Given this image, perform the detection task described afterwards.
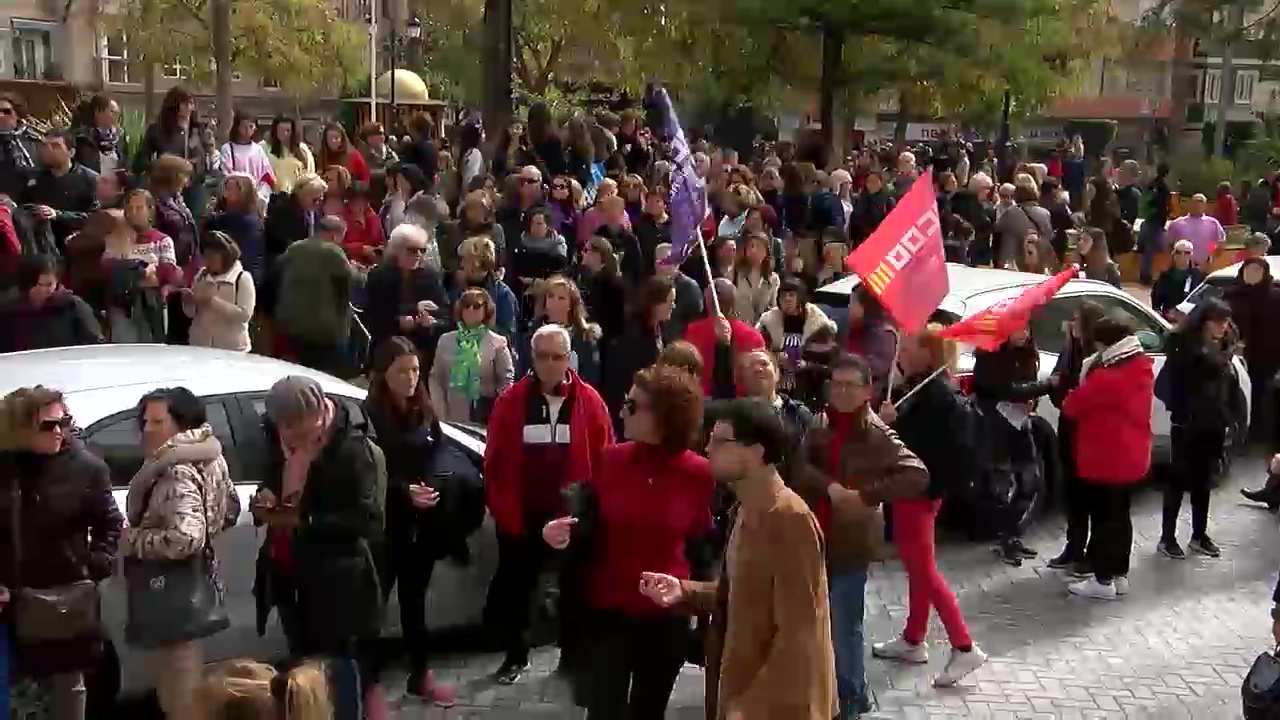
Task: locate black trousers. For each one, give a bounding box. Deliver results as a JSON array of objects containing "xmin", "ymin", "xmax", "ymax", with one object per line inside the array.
[
  {"xmin": 484, "ymin": 527, "xmax": 556, "ymax": 665},
  {"xmin": 1084, "ymin": 481, "xmax": 1132, "ymax": 581},
  {"xmin": 1060, "ymin": 421, "xmax": 1091, "ymax": 559},
  {"xmin": 381, "ymin": 533, "xmax": 439, "ymax": 676},
  {"xmin": 581, "ymin": 610, "xmax": 690, "ymax": 720},
  {"xmin": 1161, "ymin": 424, "xmax": 1222, "ymax": 542}
]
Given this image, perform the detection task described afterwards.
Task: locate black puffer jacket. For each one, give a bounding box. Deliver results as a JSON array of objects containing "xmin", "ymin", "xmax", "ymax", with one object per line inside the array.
[
  {"xmin": 0, "ymin": 289, "xmax": 104, "ymax": 353},
  {"xmin": 890, "ymin": 372, "xmax": 983, "ymax": 499},
  {"xmin": 1225, "ymin": 260, "xmax": 1280, "ymax": 380},
  {"xmin": 363, "ymin": 260, "xmax": 451, "ymax": 362},
  {"xmin": 1163, "ymin": 330, "xmax": 1236, "ymax": 436},
  {"xmin": 0, "ymin": 441, "xmax": 123, "ymax": 676}
]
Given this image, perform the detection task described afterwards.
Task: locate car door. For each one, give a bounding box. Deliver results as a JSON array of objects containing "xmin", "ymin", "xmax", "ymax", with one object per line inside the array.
[{"xmin": 81, "ymin": 397, "xmax": 283, "ymax": 694}]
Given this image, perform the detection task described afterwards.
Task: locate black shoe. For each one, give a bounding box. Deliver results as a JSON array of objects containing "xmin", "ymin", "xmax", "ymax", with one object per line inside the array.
[
  {"xmin": 997, "ymin": 541, "xmax": 1023, "ymax": 567},
  {"xmin": 1190, "ymin": 535, "xmax": 1221, "ymax": 558},
  {"xmin": 1070, "ymin": 561, "xmax": 1093, "ymax": 578},
  {"xmin": 1158, "ymin": 539, "xmax": 1186, "ymax": 560},
  {"xmin": 1011, "ymin": 539, "xmax": 1038, "ymax": 558},
  {"xmin": 1047, "ymin": 550, "xmax": 1079, "ymax": 569},
  {"xmin": 1240, "ymin": 487, "xmax": 1280, "ymax": 511},
  {"xmin": 494, "ymin": 658, "xmax": 528, "ymax": 685}
]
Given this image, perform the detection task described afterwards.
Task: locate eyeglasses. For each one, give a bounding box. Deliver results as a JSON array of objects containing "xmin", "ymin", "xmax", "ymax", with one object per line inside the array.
[
  {"xmin": 405, "ymin": 246, "xmax": 427, "ymax": 255},
  {"xmin": 461, "ymin": 301, "xmax": 485, "ymax": 310},
  {"xmin": 1173, "ymin": 249, "xmax": 1191, "ymax": 256},
  {"xmin": 552, "ymin": 184, "xmax": 568, "ymax": 191},
  {"xmin": 38, "ymin": 416, "xmax": 72, "ymax": 433},
  {"xmin": 521, "ymin": 177, "xmax": 539, "ymax": 185},
  {"xmin": 534, "ymin": 350, "xmax": 569, "ymax": 362},
  {"xmin": 622, "ymin": 397, "xmax": 640, "ymax": 415},
  {"xmin": 0, "ymin": 107, "xmax": 14, "ymax": 116}
]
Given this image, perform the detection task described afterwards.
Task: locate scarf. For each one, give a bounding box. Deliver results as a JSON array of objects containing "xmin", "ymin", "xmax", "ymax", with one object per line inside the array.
[
  {"xmin": 91, "ymin": 125, "xmax": 121, "ymax": 156},
  {"xmin": 0, "ymin": 127, "xmax": 34, "ymax": 170},
  {"xmin": 1079, "ymin": 334, "xmax": 1143, "ymax": 381},
  {"xmin": 449, "ymin": 326, "xmax": 485, "ymax": 403}
]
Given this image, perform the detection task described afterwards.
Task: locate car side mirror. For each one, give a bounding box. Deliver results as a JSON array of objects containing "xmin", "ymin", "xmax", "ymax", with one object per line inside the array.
[{"xmin": 1134, "ymin": 330, "xmax": 1162, "ymax": 352}]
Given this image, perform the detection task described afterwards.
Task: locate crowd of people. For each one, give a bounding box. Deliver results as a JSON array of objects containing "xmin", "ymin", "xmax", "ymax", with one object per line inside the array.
[{"xmin": 0, "ymin": 82, "xmax": 1275, "ymax": 720}]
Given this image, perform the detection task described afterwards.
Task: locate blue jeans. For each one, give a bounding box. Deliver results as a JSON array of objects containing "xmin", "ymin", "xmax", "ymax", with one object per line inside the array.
[
  {"xmin": 829, "ymin": 569, "xmax": 869, "ymax": 718},
  {"xmin": 1138, "ymin": 220, "xmax": 1166, "ymax": 283}
]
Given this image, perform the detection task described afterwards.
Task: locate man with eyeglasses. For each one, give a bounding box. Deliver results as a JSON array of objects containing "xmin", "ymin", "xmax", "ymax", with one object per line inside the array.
[
  {"xmin": 639, "ymin": 397, "xmax": 836, "ymax": 719},
  {"xmin": 482, "ymin": 323, "xmax": 613, "ymax": 685},
  {"xmin": 0, "ymin": 93, "xmax": 41, "ymax": 200}
]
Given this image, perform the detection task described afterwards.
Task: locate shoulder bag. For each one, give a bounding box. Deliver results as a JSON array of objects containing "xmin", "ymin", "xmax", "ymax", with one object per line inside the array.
[
  {"xmin": 123, "ymin": 470, "xmax": 231, "ymax": 649},
  {"xmin": 8, "ymin": 483, "xmax": 102, "ymax": 644}
]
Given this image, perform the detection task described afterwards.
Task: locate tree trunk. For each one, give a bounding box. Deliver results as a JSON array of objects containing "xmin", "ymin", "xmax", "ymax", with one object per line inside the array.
[
  {"xmin": 1213, "ymin": 3, "xmax": 1244, "ymax": 158},
  {"xmin": 894, "ymin": 91, "xmax": 910, "ymax": 145},
  {"xmin": 819, "ymin": 24, "xmax": 843, "ymax": 161},
  {"xmin": 1165, "ymin": 17, "xmax": 1197, "ymax": 158},
  {"xmin": 211, "ymin": 0, "xmax": 233, "ymax": 143},
  {"xmin": 482, "ymin": 0, "xmax": 513, "ymax": 137}
]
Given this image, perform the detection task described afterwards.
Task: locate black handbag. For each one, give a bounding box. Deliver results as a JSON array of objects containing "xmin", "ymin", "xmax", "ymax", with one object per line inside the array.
[
  {"xmin": 1243, "ymin": 647, "xmax": 1280, "ymax": 719},
  {"xmin": 8, "ymin": 484, "xmax": 102, "ymax": 644},
  {"xmin": 123, "ymin": 473, "xmax": 231, "ymax": 649}
]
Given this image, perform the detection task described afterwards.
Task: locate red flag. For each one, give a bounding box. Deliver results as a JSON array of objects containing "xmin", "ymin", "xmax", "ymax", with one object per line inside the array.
[
  {"xmin": 939, "ymin": 266, "xmax": 1080, "ymax": 351},
  {"xmin": 844, "ymin": 171, "xmax": 948, "ymax": 334}
]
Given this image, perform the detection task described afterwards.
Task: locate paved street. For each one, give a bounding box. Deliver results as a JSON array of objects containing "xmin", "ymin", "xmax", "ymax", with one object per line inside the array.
[{"xmin": 385, "ymin": 452, "xmax": 1279, "ymax": 719}]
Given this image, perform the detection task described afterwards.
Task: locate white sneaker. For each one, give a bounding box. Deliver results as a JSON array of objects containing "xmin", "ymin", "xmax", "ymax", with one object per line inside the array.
[
  {"xmin": 871, "ymin": 635, "xmax": 929, "ymax": 664},
  {"xmin": 1068, "ymin": 577, "xmax": 1117, "ymax": 600},
  {"xmin": 1113, "ymin": 576, "xmax": 1129, "ymax": 596},
  {"xmin": 933, "ymin": 645, "xmax": 988, "ymax": 687}
]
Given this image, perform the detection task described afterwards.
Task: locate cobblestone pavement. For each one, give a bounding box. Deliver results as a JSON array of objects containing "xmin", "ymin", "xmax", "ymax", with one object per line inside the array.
[{"xmin": 386, "ymin": 453, "xmax": 1280, "ymax": 719}]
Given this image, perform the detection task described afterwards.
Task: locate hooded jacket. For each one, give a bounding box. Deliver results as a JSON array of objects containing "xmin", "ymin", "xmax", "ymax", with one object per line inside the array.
[
  {"xmin": 1063, "ymin": 336, "xmax": 1154, "ymax": 483},
  {"xmin": 124, "ymin": 425, "xmax": 236, "ymax": 560},
  {"xmin": 1225, "ymin": 259, "xmax": 1280, "ymax": 378},
  {"xmin": 0, "ymin": 288, "xmax": 103, "ymax": 353}
]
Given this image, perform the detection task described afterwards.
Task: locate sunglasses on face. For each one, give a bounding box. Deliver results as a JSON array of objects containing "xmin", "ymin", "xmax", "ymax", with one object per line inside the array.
[
  {"xmin": 534, "ymin": 350, "xmax": 569, "ymax": 362},
  {"xmin": 405, "ymin": 245, "xmax": 427, "ymax": 255},
  {"xmin": 0, "ymin": 107, "xmax": 13, "ymax": 116},
  {"xmin": 38, "ymin": 416, "xmax": 72, "ymax": 433},
  {"xmin": 461, "ymin": 301, "xmax": 485, "ymax": 310},
  {"xmin": 1173, "ymin": 249, "xmax": 1191, "ymax": 256},
  {"xmin": 552, "ymin": 184, "xmax": 568, "ymax": 191}
]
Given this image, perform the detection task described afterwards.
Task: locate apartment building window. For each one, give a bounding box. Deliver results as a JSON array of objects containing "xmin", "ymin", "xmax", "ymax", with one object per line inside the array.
[
  {"xmin": 99, "ymin": 31, "xmax": 131, "ymax": 84},
  {"xmin": 162, "ymin": 58, "xmax": 189, "ymax": 80},
  {"xmin": 1236, "ymin": 69, "xmax": 1258, "ymax": 105},
  {"xmin": 12, "ymin": 23, "xmax": 55, "ymax": 81}
]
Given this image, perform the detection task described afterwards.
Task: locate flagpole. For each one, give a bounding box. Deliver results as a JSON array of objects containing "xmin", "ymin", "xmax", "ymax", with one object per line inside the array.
[
  {"xmin": 892, "ymin": 363, "xmax": 949, "ymax": 409},
  {"xmin": 698, "ymin": 235, "xmax": 723, "ymax": 317},
  {"xmin": 884, "ymin": 328, "xmax": 903, "ymax": 400}
]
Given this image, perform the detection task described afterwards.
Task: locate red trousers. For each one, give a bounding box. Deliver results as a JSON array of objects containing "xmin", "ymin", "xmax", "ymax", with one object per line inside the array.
[{"xmin": 893, "ymin": 497, "xmax": 972, "ymax": 648}]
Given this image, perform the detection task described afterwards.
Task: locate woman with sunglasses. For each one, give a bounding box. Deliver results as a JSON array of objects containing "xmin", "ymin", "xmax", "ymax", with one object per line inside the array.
[
  {"xmin": 542, "ymin": 364, "xmax": 714, "ymax": 718},
  {"xmin": 430, "ymin": 287, "xmax": 514, "ymax": 424},
  {"xmin": 364, "ymin": 223, "xmax": 451, "ymax": 358},
  {"xmin": 546, "ymin": 174, "xmax": 581, "ymax": 241},
  {"xmin": 0, "ymin": 385, "xmax": 123, "ymax": 720}
]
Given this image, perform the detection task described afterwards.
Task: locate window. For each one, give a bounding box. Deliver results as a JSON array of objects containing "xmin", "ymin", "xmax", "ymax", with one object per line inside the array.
[
  {"xmin": 1087, "ymin": 295, "xmax": 1167, "ymax": 351},
  {"xmin": 1028, "ymin": 297, "xmax": 1081, "ymax": 356},
  {"xmin": 1236, "ymin": 69, "xmax": 1258, "ymax": 105},
  {"xmin": 100, "ymin": 31, "xmax": 130, "ymax": 84},
  {"xmin": 12, "ymin": 24, "xmax": 54, "ymax": 81},
  {"xmin": 86, "ymin": 402, "xmax": 236, "ymax": 487},
  {"xmin": 261, "ymin": 74, "xmax": 280, "ymax": 89},
  {"xmin": 162, "ymin": 58, "xmax": 189, "ymax": 80}
]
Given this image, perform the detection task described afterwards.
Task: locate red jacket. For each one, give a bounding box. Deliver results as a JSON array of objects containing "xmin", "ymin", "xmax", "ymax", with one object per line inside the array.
[
  {"xmin": 683, "ymin": 315, "xmax": 766, "ymax": 395},
  {"xmin": 342, "ymin": 205, "xmax": 384, "ymax": 263},
  {"xmin": 585, "ymin": 442, "xmax": 713, "ymax": 617},
  {"xmin": 1062, "ymin": 351, "xmax": 1154, "ymax": 483},
  {"xmin": 1213, "ymin": 194, "xmax": 1239, "ymax": 227},
  {"xmin": 0, "ymin": 204, "xmax": 19, "ymax": 280},
  {"xmin": 484, "ymin": 371, "xmax": 614, "ymax": 537}
]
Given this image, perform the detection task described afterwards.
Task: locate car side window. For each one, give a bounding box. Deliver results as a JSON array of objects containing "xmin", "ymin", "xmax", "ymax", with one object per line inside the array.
[
  {"xmin": 86, "ymin": 401, "xmax": 236, "ymax": 488},
  {"xmin": 1089, "ymin": 295, "xmax": 1167, "ymax": 352},
  {"xmin": 1029, "ymin": 297, "xmax": 1081, "ymax": 356}
]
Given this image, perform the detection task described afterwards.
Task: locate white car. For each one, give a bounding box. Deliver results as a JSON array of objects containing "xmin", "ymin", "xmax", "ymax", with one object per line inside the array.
[
  {"xmin": 1174, "ymin": 255, "xmax": 1280, "ymax": 320},
  {"xmin": 0, "ymin": 344, "xmax": 496, "ymax": 696},
  {"xmin": 815, "ymin": 263, "xmax": 1252, "ymax": 461}
]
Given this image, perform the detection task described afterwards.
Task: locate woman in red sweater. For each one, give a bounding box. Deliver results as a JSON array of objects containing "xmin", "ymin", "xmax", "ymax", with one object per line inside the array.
[
  {"xmin": 1061, "ymin": 315, "xmax": 1154, "ymax": 600},
  {"xmin": 543, "ymin": 364, "xmax": 714, "ymax": 719},
  {"xmin": 318, "ymin": 122, "xmax": 370, "ymax": 184}
]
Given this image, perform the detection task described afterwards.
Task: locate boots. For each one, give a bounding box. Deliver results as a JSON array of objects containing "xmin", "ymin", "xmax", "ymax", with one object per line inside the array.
[{"xmin": 1240, "ymin": 472, "xmax": 1280, "ymax": 511}]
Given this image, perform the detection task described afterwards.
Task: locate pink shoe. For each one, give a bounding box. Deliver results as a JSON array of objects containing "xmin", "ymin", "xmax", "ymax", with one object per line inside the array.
[
  {"xmin": 410, "ymin": 670, "xmax": 457, "ymax": 708},
  {"xmin": 364, "ymin": 684, "xmax": 390, "ymax": 720}
]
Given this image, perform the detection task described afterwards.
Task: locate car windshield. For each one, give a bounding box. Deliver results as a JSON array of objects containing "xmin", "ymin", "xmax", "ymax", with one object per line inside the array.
[{"xmin": 1182, "ymin": 276, "xmax": 1234, "ymax": 307}]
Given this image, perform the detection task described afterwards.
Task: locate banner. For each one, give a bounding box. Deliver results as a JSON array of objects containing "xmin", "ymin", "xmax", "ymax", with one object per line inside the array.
[
  {"xmin": 653, "ymin": 85, "xmax": 707, "ymax": 264},
  {"xmin": 939, "ymin": 265, "xmax": 1080, "ymax": 351},
  {"xmin": 844, "ymin": 170, "xmax": 948, "ymax": 334}
]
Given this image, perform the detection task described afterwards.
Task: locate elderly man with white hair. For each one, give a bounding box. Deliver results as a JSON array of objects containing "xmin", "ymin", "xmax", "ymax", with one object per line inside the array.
[
  {"xmin": 892, "ymin": 150, "xmax": 918, "ymax": 200},
  {"xmin": 362, "ymin": 222, "xmax": 450, "ymax": 360},
  {"xmin": 483, "ymin": 322, "xmax": 614, "ymax": 685}
]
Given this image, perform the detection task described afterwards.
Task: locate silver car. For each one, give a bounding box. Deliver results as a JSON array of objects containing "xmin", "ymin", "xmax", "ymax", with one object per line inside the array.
[{"xmin": 0, "ymin": 344, "xmax": 497, "ymax": 696}]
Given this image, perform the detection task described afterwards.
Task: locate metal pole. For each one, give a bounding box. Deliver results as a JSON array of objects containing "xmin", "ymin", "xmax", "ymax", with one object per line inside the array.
[
  {"xmin": 369, "ymin": 0, "xmax": 378, "ymax": 121},
  {"xmin": 390, "ymin": 0, "xmax": 398, "ymax": 121}
]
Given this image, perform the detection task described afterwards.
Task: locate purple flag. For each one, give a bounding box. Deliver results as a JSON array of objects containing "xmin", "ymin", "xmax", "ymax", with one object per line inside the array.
[{"xmin": 655, "ymin": 86, "xmax": 706, "ymax": 264}]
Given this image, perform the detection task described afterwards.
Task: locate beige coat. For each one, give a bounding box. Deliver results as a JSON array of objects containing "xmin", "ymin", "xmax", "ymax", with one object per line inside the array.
[
  {"xmin": 184, "ymin": 261, "xmax": 255, "ymax": 352},
  {"xmin": 123, "ymin": 425, "xmax": 235, "ymax": 560},
  {"xmin": 429, "ymin": 327, "xmax": 515, "ymax": 424},
  {"xmin": 682, "ymin": 482, "xmax": 837, "ymax": 720},
  {"xmin": 734, "ymin": 271, "xmax": 779, "ymax": 325}
]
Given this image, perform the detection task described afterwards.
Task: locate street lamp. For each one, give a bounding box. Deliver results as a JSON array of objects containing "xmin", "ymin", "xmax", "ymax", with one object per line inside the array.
[
  {"xmin": 407, "ymin": 15, "xmax": 422, "ymax": 40},
  {"xmin": 366, "ymin": 7, "xmax": 377, "ymax": 120}
]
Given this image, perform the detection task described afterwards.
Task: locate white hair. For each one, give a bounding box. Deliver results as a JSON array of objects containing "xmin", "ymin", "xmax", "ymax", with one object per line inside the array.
[
  {"xmin": 531, "ymin": 323, "xmax": 571, "ymax": 353},
  {"xmin": 968, "ymin": 172, "xmax": 993, "ymax": 193},
  {"xmin": 898, "ymin": 151, "xmax": 915, "ymax": 166},
  {"xmin": 521, "ymin": 165, "xmax": 543, "ymax": 183},
  {"xmin": 293, "ymin": 173, "xmax": 327, "ymax": 198},
  {"xmin": 387, "ymin": 223, "xmax": 428, "ymax": 256}
]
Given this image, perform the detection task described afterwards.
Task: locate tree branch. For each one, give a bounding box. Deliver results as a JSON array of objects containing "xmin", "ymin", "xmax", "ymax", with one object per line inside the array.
[
  {"xmin": 537, "ymin": 37, "xmax": 563, "ymax": 94},
  {"xmin": 174, "ymin": 0, "xmax": 211, "ymax": 29}
]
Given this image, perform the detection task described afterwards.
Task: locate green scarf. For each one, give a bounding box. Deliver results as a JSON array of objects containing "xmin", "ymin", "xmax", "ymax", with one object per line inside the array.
[{"xmin": 449, "ymin": 326, "xmax": 484, "ymax": 403}]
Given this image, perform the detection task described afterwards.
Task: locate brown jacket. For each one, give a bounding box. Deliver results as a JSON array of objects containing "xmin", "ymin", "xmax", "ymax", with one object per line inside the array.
[
  {"xmin": 792, "ymin": 406, "xmax": 929, "ymax": 573},
  {"xmin": 681, "ymin": 481, "xmax": 837, "ymax": 720}
]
